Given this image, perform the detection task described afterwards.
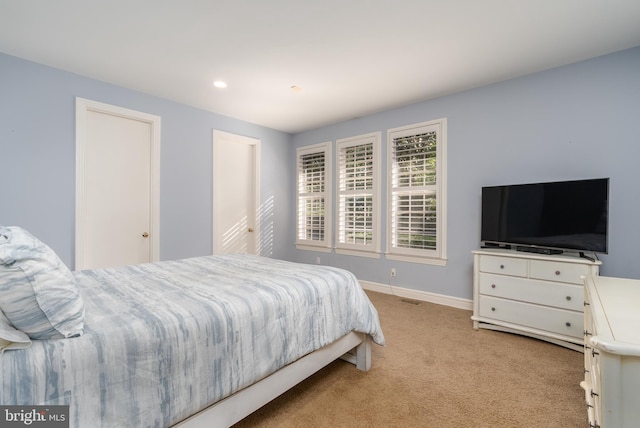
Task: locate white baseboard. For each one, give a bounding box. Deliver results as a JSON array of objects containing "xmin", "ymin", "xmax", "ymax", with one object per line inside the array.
[{"xmin": 360, "ymin": 280, "xmax": 473, "ymax": 311}]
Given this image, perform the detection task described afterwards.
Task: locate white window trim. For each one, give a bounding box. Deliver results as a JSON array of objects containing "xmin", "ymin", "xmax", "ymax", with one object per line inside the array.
[
  {"xmin": 386, "ymin": 118, "xmax": 447, "ymax": 266},
  {"xmin": 296, "ymin": 142, "xmax": 332, "ymax": 251},
  {"xmin": 335, "ymin": 132, "xmax": 381, "ymax": 258}
]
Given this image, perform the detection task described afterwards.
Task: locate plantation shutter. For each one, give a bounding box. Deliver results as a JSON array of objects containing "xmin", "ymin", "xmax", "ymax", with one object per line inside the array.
[
  {"xmin": 296, "ymin": 145, "xmax": 331, "ymax": 248},
  {"xmin": 338, "ymin": 142, "xmax": 374, "ymax": 246},
  {"xmin": 390, "ymin": 131, "xmax": 438, "ymax": 252}
]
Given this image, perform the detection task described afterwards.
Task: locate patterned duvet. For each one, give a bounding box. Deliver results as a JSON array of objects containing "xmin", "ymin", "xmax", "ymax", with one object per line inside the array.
[{"xmin": 0, "ymin": 254, "xmax": 385, "ymax": 427}]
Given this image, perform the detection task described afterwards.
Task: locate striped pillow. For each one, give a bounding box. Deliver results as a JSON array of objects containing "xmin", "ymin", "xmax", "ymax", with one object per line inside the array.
[{"xmin": 0, "ymin": 226, "xmax": 85, "ymax": 339}]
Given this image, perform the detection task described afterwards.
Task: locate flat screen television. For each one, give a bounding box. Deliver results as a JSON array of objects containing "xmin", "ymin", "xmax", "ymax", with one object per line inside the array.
[{"xmin": 481, "ymin": 178, "xmax": 609, "ymax": 255}]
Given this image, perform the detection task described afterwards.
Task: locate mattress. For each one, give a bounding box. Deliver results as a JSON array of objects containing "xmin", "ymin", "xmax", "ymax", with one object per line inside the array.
[{"xmin": 0, "ymin": 254, "xmax": 385, "ymax": 427}]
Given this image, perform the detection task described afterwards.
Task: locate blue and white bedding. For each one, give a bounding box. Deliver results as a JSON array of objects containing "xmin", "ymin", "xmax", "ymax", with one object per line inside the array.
[{"xmin": 0, "ymin": 254, "xmax": 385, "ymax": 427}]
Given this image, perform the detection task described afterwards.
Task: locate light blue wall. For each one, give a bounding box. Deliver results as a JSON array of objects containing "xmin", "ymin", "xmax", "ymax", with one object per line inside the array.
[
  {"xmin": 0, "ymin": 53, "xmax": 294, "ymax": 268},
  {"xmin": 290, "ymin": 47, "xmax": 640, "ymax": 300},
  {"xmin": 3, "ymin": 47, "xmax": 639, "ymax": 301}
]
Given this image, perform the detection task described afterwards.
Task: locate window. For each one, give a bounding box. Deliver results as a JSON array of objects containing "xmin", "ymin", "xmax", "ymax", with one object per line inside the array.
[
  {"xmin": 387, "ymin": 119, "xmax": 447, "ymax": 265},
  {"xmin": 336, "ymin": 133, "xmax": 381, "ymax": 257},
  {"xmin": 296, "ymin": 142, "xmax": 332, "ymax": 251}
]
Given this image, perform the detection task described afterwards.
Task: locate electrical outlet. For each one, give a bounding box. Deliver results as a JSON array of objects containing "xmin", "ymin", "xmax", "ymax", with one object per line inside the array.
[{"xmin": 391, "ymin": 268, "xmax": 397, "ymax": 277}]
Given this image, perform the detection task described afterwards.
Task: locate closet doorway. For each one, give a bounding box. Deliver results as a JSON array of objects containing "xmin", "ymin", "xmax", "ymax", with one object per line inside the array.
[
  {"xmin": 212, "ymin": 130, "xmax": 260, "ymax": 255},
  {"xmin": 75, "ymin": 98, "xmax": 160, "ymax": 270}
]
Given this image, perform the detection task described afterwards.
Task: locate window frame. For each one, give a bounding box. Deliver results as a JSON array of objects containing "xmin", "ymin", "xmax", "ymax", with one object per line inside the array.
[
  {"xmin": 386, "ymin": 119, "xmax": 447, "ymax": 265},
  {"xmin": 335, "ymin": 132, "xmax": 381, "ymax": 258},
  {"xmin": 295, "ymin": 142, "xmax": 332, "ymax": 252}
]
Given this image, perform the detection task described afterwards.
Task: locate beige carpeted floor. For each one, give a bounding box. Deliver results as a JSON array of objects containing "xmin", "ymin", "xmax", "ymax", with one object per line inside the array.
[{"xmin": 234, "ymin": 290, "xmax": 586, "ymax": 427}]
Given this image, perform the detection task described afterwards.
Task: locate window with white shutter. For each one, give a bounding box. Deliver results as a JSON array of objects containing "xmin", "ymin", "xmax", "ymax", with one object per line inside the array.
[
  {"xmin": 387, "ymin": 119, "xmax": 447, "ymax": 265},
  {"xmin": 336, "ymin": 133, "xmax": 381, "ymax": 257},
  {"xmin": 296, "ymin": 142, "xmax": 332, "ymax": 251}
]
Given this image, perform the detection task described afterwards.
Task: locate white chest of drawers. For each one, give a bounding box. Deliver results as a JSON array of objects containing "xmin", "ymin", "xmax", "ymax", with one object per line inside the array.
[
  {"xmin": 471, "ymin": 249, "xmax": 600, "ymax": 351},
  {"xmin": 581, "ymin": 275, "xmax": 640, "ymax": 428}
]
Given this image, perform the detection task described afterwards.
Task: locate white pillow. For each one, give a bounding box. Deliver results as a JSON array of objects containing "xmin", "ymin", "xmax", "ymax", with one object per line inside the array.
[
  {"xmin": 0, "ymin": 309, "xmax": 31, "ymax": 354},
  {"xmin": 0, "ymin": 226, "xmax": 85, "ymax": 339}
]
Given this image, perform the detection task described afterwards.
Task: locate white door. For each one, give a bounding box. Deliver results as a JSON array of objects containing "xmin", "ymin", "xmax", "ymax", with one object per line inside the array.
[
  {"xmin": 212, "ymin": 130, "xmax": 260, "ymax": 255},
  {"xmin": 75, "ymin": 98, "xmax": 160, "ymax": 270}
]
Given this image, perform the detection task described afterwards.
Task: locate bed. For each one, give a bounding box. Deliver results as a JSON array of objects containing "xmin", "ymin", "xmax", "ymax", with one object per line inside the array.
[{"xmin": 0, "ymin": 226, "xmax": 385, "ymax": 427}]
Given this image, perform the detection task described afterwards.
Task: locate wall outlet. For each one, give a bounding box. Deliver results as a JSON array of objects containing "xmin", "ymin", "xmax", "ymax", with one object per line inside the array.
[{"xmin": 391, "ymin": 268, "xmax": 397, "ymax": 277}]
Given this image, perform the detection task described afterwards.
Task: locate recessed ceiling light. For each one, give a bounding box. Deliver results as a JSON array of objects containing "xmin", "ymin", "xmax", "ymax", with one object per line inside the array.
[{"xmin": 213, "ymin": 81, "xmax": 227, "ymax": 89}]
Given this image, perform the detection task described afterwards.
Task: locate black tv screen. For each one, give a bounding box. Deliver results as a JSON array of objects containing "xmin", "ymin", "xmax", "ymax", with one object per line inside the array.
[{"xmin": 481, "ymin": 178, "xmax": 609, "ymax": 254}]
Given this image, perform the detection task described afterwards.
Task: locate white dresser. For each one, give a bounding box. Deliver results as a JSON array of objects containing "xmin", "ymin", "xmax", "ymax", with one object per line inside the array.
[
  {"xmin": 472, "ymin": 249, "xmax": 600, "ymax": 351},
  {"xmin": 581, "ymin": 275, "xmax": 640, "ymax": 428}
]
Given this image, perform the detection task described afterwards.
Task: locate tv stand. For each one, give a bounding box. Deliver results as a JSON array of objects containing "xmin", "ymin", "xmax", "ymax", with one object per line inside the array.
[
  {"xmin": 579, "ymin": 251, "xmax": 596, "ymax": 262},
  {"xmin": 472, "ymin": 249, "xmax": 601, "ymax": 351}
]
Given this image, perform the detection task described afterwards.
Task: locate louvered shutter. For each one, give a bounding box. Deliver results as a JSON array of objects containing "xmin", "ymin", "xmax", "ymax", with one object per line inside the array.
[
  {"xmin": 387, "ymin": 119, "xmax": 446, "ymax": 263},
  {"xmin": 336, "ymin": 133, "xmax": 380, "ymax": 255},
  {"xmin": 339, "ymin": 142, "xmax": 374, "ymax": 245},
  {"xmin": 296, "ymin": 143, "xmax": 332, "ymax": 249},
  {"xmin": 391, "ymin": 132, "xmax": 437, "ymax": 250}
]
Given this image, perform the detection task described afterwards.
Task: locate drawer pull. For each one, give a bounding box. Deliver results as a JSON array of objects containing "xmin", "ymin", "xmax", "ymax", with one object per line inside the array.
[
  {"xmin": 591, "ymin": 389, "xmax": 599, "ymax": 398},
  {"xmin": 555, "ymin": 270, "xmax": 561, "ymax": 276},
  {"xmin": 491, "ymin": 284, "xmax": 496, "ymax": 289},
  {"xmin": 565, "ymin": 322, "xmax": 571, "ymax": 327},
  {"xmin": 500, "ymin": 264, "xmax": 505, "ymax": 269},
  {"xmin": 566, "ymin": 296, "xmax": 571, "ymax": 301},
  {"xmin": 584, "ymin": 368, "xmax": 590, "ymax": 374},
  {"xmin": 592, "ymin": 348, "xmax": 599, "ymax": 357},
  {"xmin": 584, "ymin": 330, "xmax": 592, "ymax": 336},
  {"xmin": 584, "ymin": 301, "xmax": 590, "ymax": 306},
  {"xmin": 491, "ymin": 307, "xmax": 496, "ymax": 312}
]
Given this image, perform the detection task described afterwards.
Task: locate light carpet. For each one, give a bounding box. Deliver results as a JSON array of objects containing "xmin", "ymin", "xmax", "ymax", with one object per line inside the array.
[{"xmin": 234, "ymin": 290, "xmax": 586, "ymax": 427}]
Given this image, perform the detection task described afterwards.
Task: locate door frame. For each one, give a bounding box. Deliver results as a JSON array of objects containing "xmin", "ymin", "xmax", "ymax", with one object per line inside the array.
[
  {"xmin": 212, "ymin": 130, "xmax": 261, "ymax": 255},
  {"xmin": 75, "ymin": 97, "xmax": 161, "ymax": 270}
]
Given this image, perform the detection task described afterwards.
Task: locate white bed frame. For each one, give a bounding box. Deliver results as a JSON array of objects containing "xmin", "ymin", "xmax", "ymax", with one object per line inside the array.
[{"xmin": 174, "ymin": 331, "xmax": 372, "ymax": 428}]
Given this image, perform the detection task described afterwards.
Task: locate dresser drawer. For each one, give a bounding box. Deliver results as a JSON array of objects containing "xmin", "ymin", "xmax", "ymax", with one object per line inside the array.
[
  {"xmin": 478, "ymin": 295, "xmax": 583, "ymax": 338},
  {"xmin": 479, "ymin": 255, "xmax": 528, "ymax": 277},
  {"xmin": 529, "ymin": 260, "xmax": 590, "ymax": 284},
  {"xmin": 479, "ymin": 273, "xmax": 584, "ymax": 311}
]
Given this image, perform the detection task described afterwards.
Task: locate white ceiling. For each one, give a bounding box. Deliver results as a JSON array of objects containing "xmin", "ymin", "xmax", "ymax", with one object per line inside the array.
[{"xmin": 1, "ymin": 1, "xmax": 640, "ymax": 134}]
